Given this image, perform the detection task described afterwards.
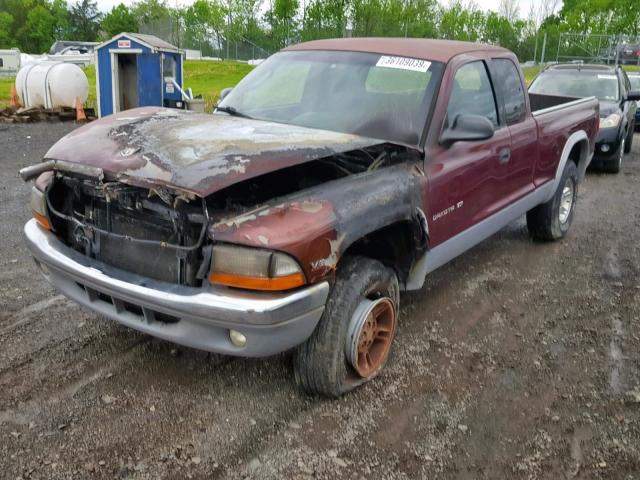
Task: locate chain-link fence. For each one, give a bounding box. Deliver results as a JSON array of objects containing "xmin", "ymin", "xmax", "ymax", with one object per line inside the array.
[
  {"xmin": 140, "ymin": 17, "xmax": 640, "ymax": 69},
  {"xmin": 140, "ymin": 18, "xmax": 271, "ymax": 61},
  {"xmin": 552, "ymin": 33, "xmax": 640, "ymax": 65}
]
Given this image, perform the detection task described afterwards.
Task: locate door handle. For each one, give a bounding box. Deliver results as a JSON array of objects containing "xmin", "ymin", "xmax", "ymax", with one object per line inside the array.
[{"xmin": 499, "ymin": 148, "xmax": 511, "ymax": 164}]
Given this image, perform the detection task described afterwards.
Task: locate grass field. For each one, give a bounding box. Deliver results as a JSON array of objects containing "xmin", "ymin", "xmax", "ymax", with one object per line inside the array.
[
  {"xmin": 1, "ymin": 60, "xmax": 255, "ymax": 111},
  {"xmin": 2, "ymin": 61, "xmax": 640, "ymax": 112}
]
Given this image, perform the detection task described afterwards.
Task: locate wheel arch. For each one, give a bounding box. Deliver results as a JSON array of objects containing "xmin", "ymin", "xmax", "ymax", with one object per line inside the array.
[
  {"xmin": 545, "ymin": 130, "xmax": 590, "ymax": 202},
  {"xmin": 341, "ymin": 214, "xmax": 428, "ymax": 288}
]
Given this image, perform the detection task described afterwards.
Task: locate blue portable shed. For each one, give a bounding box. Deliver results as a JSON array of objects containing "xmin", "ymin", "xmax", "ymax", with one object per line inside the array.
[{"xmin": 95, "ymin": 33, "xmax": 184, "ymax": 117}]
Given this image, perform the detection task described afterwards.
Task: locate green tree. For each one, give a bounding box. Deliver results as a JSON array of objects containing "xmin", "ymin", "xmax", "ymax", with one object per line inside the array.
[
  {"xmin": 101, "ymin": 3, "xmax": 139, "ymax": 37},
  {"xmin": 132, "ymin": 0, "xmax": 171, "ymax": 25},
  {"xmin": 483, "ymin": 11, "xmax": 524, "ymax": 52},
  {"xmin": 17, "ymin": 5, "xmax": 56, "ymax": 52},
  {"xmin": 68, "ymin": 0, "xmax": 102, "ymax": 40},
  {"xmin": 265, "ymin": 0, "xmax": 299, "ymax": 48},
  {"xmin": 181, "ymin": 0, "xmax": 226, "ymax": 55},
  {"xmin": 301, "ymin": 0, "xmax": 350, "ymax": 41},
  {"xmin": 403, "ymin": 0, "xmax": 438, "ymax": 38},
  {"xmin": 0, "ymin": 12, "xmax": 15, "ymax": 48},
  {"xmin": 50, "ymin": 0, "xmax": 71, "ymax": 39},
  {"xmin": 438, "ymin": 1, "xmax": 485, "ymax": 42}
]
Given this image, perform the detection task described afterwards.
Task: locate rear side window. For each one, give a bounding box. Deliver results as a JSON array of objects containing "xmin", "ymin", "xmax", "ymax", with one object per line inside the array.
[
  {"xmin": 446, "ymin": 61, "xmax": 498, "ymax": 128},
  {"xmin": 620, "ymin": 69, "xmax": 630, "ymax": 97},
  {"xmin": 493, "ymin": 59, "xmax": 526, "ymax": 124}
]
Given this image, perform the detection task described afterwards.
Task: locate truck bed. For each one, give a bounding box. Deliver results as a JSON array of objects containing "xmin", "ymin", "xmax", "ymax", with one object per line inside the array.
[{"xmin": 529, "ymin": 92, "xmax": 595, "ymax": 116}]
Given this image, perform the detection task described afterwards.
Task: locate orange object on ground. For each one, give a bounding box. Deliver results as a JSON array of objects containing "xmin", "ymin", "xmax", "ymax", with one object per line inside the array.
[
  {"xmin": 10, "ymin": 85, "xmax": 20, "ymax": 108},
  {"xmin": 75, "ymin": 96, "xmax": 86, "ymax": 122}
]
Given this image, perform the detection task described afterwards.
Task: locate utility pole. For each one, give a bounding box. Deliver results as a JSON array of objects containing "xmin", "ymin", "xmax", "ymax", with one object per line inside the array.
[
  {"xmin": 540, "ymin": 32, "xmax": 547, "ymax": 64},
  {"xmin": 404, "ymin": 0, "xmax": 409, "ymax": 37}
]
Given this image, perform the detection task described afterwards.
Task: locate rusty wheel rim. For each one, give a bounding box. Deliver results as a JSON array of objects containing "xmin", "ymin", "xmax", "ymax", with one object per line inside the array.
[{"xmin": 347, "ymin": 297, "xmax": 396, "ymax": 378}]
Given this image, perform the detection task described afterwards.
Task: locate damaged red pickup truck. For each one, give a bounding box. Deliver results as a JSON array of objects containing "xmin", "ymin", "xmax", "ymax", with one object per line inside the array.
[{"xmin": 21, "ymin": 39, "xmax": 599, "ymax": 396}]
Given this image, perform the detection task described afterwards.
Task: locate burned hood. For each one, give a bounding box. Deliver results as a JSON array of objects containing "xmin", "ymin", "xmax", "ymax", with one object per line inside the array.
[{"xmin": 44, "ymin": 107, "xmax": 384, "ymax": 196}]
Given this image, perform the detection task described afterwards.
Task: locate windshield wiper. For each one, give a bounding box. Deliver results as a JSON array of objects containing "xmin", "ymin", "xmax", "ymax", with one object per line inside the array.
[{"xmin": 215, "ymin": 105, "xmax": 252, "ymax": 119}]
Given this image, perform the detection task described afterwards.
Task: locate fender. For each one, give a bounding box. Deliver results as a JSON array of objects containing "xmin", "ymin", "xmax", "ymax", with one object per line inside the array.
[
  {"xmin": 544, "ymin": 130, "xmax": 591, "ymax": 202},
  {"xmin": 209, "ymin": 162, "xmax": 425, "ymax": 284}
]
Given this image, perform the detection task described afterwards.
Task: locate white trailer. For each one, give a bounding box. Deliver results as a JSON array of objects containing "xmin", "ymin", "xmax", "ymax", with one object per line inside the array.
[{"xmin": 0, "ymin": 49, "xmax": 20, "ymax": 77}]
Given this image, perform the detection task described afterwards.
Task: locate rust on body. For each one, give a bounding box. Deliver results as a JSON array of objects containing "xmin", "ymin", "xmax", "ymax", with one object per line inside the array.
[
  {"xmin": 210, "ymin": 163, "xmax": 425, "ymax": 283},
  {"xmin": 43, "ymin": 107, "xmax": 383, "ymax": 197}
]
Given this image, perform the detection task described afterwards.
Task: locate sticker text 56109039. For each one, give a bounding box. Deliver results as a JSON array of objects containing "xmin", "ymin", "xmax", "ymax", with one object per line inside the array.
[{"xmin": 375, "ymin": 56, "xmax": 432, "ymax": 73}]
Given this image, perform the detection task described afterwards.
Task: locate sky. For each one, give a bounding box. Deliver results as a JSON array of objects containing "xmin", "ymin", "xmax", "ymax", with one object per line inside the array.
[{"xmin": 93, "ymin": 0, "xmax": 539, "ymax": 18}]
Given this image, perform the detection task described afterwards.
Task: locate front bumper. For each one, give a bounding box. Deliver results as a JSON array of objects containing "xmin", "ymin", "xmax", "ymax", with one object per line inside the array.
[
  {"xmin": 593, "ymin": 127, "xmax": 623, "ymax": 162},
  {"xmin": 24, "ymin": 219, "xmax": 329, "ymax": 356}
]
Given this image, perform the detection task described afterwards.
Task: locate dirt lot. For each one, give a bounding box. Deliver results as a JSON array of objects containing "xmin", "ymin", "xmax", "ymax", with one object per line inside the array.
[{"xmin": 1, "ymin": 121, "xmax": 639, "ymax": 480}]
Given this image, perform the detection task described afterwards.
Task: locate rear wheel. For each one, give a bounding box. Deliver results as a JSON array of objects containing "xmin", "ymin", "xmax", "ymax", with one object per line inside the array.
[
  {"xmin": 527, "ymin": 160, "xmax": 578, "ymax": 241},
  {"xmin": 293, "ymin": 256, "xmax": 399, "ymax": 397}
]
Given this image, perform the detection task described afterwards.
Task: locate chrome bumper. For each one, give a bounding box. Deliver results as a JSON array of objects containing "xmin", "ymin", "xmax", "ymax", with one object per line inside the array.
[{"xmin": 24, "ymin": 219, "xmax": 329, "ymax": 356}]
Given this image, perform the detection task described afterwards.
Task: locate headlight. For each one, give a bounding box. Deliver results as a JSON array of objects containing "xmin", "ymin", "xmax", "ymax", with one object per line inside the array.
[
  {"xmin": 600, "ymin": 113, "xmax": 621, "ymax": 129},
  {"xmin": 30, "ymin": 185, "xmax": 51, "ymax": 231},
  {"xmin": 208, "ymin": 244, "xmax": 305, "ymax": 291}
]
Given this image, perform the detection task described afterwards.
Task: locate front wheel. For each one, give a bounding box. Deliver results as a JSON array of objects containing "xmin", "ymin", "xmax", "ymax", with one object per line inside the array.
[
  {"xmin": 293, "ymin": 256, "xmax": 399, "ymax": 397},
  {"xmin": 527, "ymin": 160, "xmax": 578, "ymax": 241},
  {"xmin": 603, "ymin": 137, "xmax": 625, "ymax": 173}
]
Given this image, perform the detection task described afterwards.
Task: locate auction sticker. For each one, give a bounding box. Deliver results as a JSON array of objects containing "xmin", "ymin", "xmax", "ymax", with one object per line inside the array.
[{"xmin": 376, "ymin": 56, "xmax": 431, "ymax": 73}]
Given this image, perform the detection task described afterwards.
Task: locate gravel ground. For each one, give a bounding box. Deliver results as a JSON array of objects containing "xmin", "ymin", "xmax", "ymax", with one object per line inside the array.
[{"xmin": 1, "ymin": 122, "xmax": 640, "ymax": 480}]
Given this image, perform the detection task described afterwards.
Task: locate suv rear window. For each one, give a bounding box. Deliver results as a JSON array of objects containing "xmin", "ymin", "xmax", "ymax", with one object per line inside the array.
[{"xmin": 529, "ymin": 69, "xmax": 620, "ymax": 102}]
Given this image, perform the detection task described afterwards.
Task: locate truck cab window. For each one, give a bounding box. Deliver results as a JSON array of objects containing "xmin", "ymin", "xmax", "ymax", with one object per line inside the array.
[
  {"xmin": 492, "ymin": 59, "xmax": 526, "ymax": 124},
  {"xmin": 446, "ymin": 61, "xmax": 498, "ymax": 128}
]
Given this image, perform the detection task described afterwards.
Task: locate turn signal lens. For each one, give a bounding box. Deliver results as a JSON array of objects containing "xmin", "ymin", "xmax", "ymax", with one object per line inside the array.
[
  {"xmin": 32, "ymin": 211, "xmax": 51, "ymax": 230},
  {"xmin": 208, "ymin": 244, "xmax": 305, "ymax": 291},
  {"xmin": 30, "ymin": 186, "xmax": 51, "ymax": 230},
  {"xmin": 209, "ymin": 272, "xmax": 306, "ymax": 291}
]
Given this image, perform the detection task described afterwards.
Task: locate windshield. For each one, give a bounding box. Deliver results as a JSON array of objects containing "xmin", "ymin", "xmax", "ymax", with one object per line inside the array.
[
  {"xmin": 629, "ymin": 75, "xmax": 640, "ymax": 90},
  {"xmin": 529, "ymin": 70, "xmax": 619, "ymax": 102},
  {"xmin": 219, "ymin": 50, "xmax": 444, "ymax": 146}
]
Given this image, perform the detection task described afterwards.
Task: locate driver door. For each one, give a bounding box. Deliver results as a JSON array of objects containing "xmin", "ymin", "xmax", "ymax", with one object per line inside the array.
[{"xmin": 425, "ymin": 60, "xmax": 512, "ymax": 247}]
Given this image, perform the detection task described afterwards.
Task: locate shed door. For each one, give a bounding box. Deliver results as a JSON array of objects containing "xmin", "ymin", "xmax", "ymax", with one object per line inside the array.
[
  {"xmin": 137, "ymin": 53, "xmax": 162, "ymax": 107},
  {"xmin": 115, "ymin": 53, "xmax": 139, "ymax": 111}
]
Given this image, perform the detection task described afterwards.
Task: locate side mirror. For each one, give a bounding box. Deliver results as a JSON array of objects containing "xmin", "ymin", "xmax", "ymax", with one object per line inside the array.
[
  {"xmin": 627, "ymin": 90, "xmax": 640, "ymax": 101},
  {"xmin": 440, "ymin": 114, "xmax": 495, "ymax": 145},
  {"xmin": 219, "ymin": 87, "xmax": 233, "ymax": 103}
]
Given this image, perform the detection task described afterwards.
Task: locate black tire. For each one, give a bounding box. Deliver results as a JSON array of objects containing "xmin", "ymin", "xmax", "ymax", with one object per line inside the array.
[
  {"xmin": 624, "ymin": 124, "xmax": 634, "ymax": 153},
  {"xmin": 293, "ymin": 256, "xmax": 399, "ymax": 397},
  {"xmin": 527, "ymin": 160, "xmax": 578, "ymax": 241},
  {"xmin": 603, "ymin": 137, "xmax": 625, "ymax": 173}
]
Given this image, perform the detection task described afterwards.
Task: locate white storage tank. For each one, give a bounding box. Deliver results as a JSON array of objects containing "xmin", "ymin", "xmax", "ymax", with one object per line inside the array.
[{"xmin": 16, "ymin": 61, "xmax": 89, "ymax": 109}]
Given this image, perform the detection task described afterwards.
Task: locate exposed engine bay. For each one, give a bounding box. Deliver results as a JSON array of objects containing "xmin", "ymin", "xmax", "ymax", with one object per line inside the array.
[{"xmin": 44, "ymin": 143, "xmax": 414, "ymax": 287}]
